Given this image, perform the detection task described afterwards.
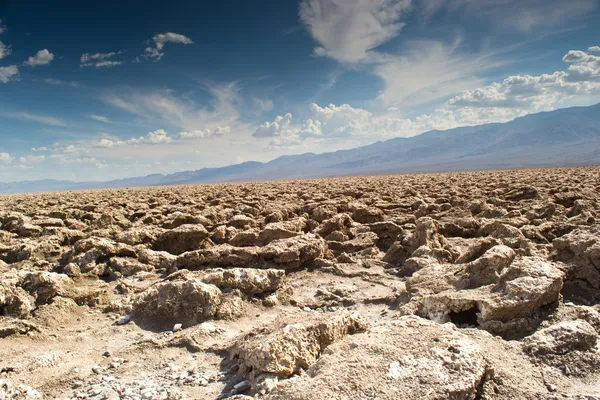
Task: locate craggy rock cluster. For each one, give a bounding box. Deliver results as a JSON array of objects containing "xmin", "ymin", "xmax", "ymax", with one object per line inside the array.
[{"xmin": 1, "ymin": 166, "xmax": 600, "ymax": 399}]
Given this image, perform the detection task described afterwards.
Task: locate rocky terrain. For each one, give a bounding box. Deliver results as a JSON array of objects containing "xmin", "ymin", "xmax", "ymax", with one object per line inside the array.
[{"xmin": 1, "ymin": 166, "xmax": 600, "ymax": 399}]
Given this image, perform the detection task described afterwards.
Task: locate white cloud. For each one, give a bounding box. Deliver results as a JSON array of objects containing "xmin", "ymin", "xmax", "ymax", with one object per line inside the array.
[
  {"xmin": 144, "ymin": 32, "xmax": 193, "ymax": 61},
  {"xmin": 18, "ymin": 155, "xmax": 45, "ymax": 164},
  {"xmin": 95, "ymin": 129, "xmax": 173, "ymax": 148},
  {"xmin": 589, "ymin": 46, "xmax": 600, "ymax": 53},
  {"xmin": 102, "ymin": 82, "xmax": 242, "ymax": 133},
  {"xmin": 253, "ymin": 113, "xmax": 293, "ymax": 138},
  {"xmin": 3, "ymin": 112, "xmax": 68, "ymax": 127},
  {"xmin": 23, "ymin": 49, "xmax": 54, "ymax": 67},
  {"xmin": 299, "ymin": 0, "xmax": 411, "ymax": 63},
  {"xmin": 88, "ymin": 114, "xmax": 111, "ymax": 123},
  {"xmin": 0, "ymin": 18, "xmax": 6, "ymax": 34},
  {"xmin": 256, "ymin": 46, "xmax": 600, "ymax": 148},
  {"xmin": 177, "ymin": 126, "xmax": 230, "ymax": 139},
  {"xmin": 0, "ymin": 152, "xmax": 13, "ymax": 164},
  {"xmin": 448, "ymin": 47, "xmax": 600, "ymax": 111},
  {"xmin": 0, "ymin": 65, "xmax": 18, "ymax": 83},
  {"xmin": 373, "ymin": 39, "xmax": 498, "ymax": 109},
  {"xmin": 80, "ymin": 51, "xmax": 125, "ymax": 67},
  {"xmin": 43, "ymin": 78, "xmax": 80, "ymax": 87},
  {"xmin": 435, "ymin": 0, "xmax": 598, "ymax": 33},
  {"xmin": 48, "ymin": 154, "xmax": 99, "ymax": 165},
  {"xmin": 0, "ymin": 40, "xmax": 10, "ymax": 60}
]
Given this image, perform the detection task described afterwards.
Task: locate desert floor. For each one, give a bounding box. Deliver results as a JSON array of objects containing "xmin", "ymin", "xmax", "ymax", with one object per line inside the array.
[{"xmin": 1, "ymin": 166, "xmax": 600, "ymax": 399}]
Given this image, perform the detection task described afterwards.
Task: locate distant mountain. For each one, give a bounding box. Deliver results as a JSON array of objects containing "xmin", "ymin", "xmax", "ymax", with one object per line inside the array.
[{"xmin": 2, "ymin": 103, "xmax": 600, "ymax": 194}]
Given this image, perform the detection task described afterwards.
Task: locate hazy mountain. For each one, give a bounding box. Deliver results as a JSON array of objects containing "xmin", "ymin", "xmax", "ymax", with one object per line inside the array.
[{"xmin": 2, "ymin": 103, "xmax": 600, "ymax": 194}]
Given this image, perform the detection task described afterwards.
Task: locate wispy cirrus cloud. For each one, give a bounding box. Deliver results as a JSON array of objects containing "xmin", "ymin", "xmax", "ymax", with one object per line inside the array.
[
  {"xmin": 2, "ymin": 111, "xmax": 69, "ymax": 127},
  {"xmin": 88, "ymin": 114, "xmax": 111, "ymax": 123},
  {"xmin": 43, "ymin": 78, "xmax": 81, "ymax": 88},
  {"xmin": 80, "ymin": 51, "xmax": 125, "ymax": 67},
  {"xmin": 102, "ymin": 82, "xmax": 242, "ymax": 133}
]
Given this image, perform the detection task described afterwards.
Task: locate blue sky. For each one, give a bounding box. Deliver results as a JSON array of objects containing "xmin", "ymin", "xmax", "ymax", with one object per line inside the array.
[{"xmin": 0, "ymin": 0, "xmax": 599, "ymax": 182}]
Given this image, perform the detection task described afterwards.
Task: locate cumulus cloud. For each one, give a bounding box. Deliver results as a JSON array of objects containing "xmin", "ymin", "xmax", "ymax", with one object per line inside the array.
[
  {"xmin": 144, "ymin": 32, "xmax": 193, "ymax": 61},
  {"xmin": 0, "ymin": 152, "xmax": 13, "ymax": 164},
  {"xmin": 257, "ymin": 46, "xmax": 600, "ymax": 148},
  {"xmin": 23, "ymin": 49, "xmax": 54, "ymax": 67},
  {"xmin": 253, "ymin": 113, "xmax": 293, "ymax": 138},
  {"xmin": 80, "ymin": 51, "xmax": 125, "ymax": 67},
  {"xmin": 0, "ymin": 18, "xmax": 6, "ymax": 34},
  {"xmin": 95, "ymin": 129, "xmax": 173, "ymax": 148},
  {"xmin": 0, "ymin": 40, "xmax": 10, "ymax": 60},
  {"xmin": 299, "ymin": 0, "xmax": 411, "ymax": 63},
  {"xmin": 0, "ymin": 65, "xmax": 18, "ymax": 83},
  {"xmin": 448, "ymin": 47, "xmax": 600, "ymax": 110}
]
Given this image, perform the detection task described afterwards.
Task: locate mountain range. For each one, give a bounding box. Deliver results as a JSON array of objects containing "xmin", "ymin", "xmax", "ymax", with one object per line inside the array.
[{"xmin": 2, "ymin": 102, "xmax": 600, "ymax": 194}]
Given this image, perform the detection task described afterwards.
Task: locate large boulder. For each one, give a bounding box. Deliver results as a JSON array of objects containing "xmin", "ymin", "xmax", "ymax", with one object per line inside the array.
[
  {"xmin": 262, "ymin": 316, "xmax": 489, "ymax": 400},
  {"xmin": 412, "ymin": 257, "xmax": 565, "ymax": 337},
  {"xmin": 131, "ymin": 277, "xmax": 222, "ymax": 327}
]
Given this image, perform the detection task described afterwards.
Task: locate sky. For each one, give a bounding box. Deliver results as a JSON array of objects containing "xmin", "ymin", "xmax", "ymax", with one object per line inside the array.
[{"xmin": 0, "ymin": 0, "xmax": 599, "ymax": 182}]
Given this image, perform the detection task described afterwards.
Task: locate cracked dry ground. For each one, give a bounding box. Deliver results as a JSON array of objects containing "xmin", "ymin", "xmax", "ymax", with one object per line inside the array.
[{"xmin": 2, "ymin": 167, "xmax": 600, "ymax": 400}]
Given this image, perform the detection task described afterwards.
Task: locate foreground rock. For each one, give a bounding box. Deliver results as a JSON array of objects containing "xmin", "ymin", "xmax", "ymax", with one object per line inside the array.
[
  {"xmin": 230, "ymin": 312, "xmax": 367, "ymax": 381},
  {"xmin": 411, "ymin": 256, "xmax": 565, "ymax": 337},
  {"xmin": 262, "ymin": 316, "xmax": 489, "ymax": 400}
]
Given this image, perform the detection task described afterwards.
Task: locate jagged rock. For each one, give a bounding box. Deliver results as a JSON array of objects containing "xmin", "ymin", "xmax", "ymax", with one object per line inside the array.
[
  {"xmin": 351, "ymin": 207, "xmax": 384, "ymax": 224},
  {"xmin": 20, "ymin": 271, "xmax": 71, "ymax": 305},
  {"xmin": 176, "ymin": 234, "xmax": 325, "ymax": 271},
  {"xmin": 459, "ymin": 245, "xmax": 516, "ymax": 288},
  {"xmin": 263, "ymin": 315, "xmax": 488, "ymax": 400},
  {"xmin": 505, "ymin": 186, "xmax": 539, "ymax": 201},
  {"xmin": 404, "ymin": 217, "xmax": 448, "ymax": 254},
  {"xmin": 153, "ymin": 224, "xmax": 209, "ymax": 255},
  {"xmin": 161, "ymin": 212, "xmax": 211, "ymax": 229},
  {"xmin": 230, "ymin": 311, "xmax": 367, "ymax": 379},
  {"xmin": 0, "ymin": 282, "xmax": 34, "ymax": 318},
  {"xmin": 413, "ymin": 257, "xmax": 564, "ymax": 337},
  {"xmin": 366, "ymin": 221, "xmax": 403, "ymax": 239},
  {"xmin": 230, "ymin": 229, "xmax": 262, "ymax": 247},
  {"xmin": 131, "ymin": 276, "xmax": 222, "ymax": 327},
  {"xmin": 310, "ymin": 205, "xmax": 337, "ymax": 223},
  {"xmin": 523, "ymin": 320, "xmax": 598, "ymax": 356},
  {"xmin": 315, "ymin": 214, "xmax": 353, "ymax": 238},
  {"xmin": 108, "ymin": 257, "xmax": 154, "ymax": 277},
  {"xmin": 327, "ymin": 232, "xmax": 378, "ymax": 254},
  {"xmin": 229, "ymin": 215, "xmax": 255, "ymax": 229},
  {"xmin": 116, "ymin": 226, "xmax": 162, "ymax": 245},
  {"xmin": 258, "ymin": 218, "xmax": 306, "ymax": 244},
  {"xmin": 199, "ymin": 268, "xmax": 287, "ymax": 296}
]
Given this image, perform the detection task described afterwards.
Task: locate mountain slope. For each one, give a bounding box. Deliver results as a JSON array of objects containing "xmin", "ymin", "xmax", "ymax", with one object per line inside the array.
[{"xmin": 2, "ymin": 103, "xmax": 600, "ymax": 194}]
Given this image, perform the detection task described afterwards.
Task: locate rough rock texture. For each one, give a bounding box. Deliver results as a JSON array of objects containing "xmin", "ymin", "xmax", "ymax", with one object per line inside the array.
[
  {"xmin": 230, "ymin": 312, "xmax": 367, "ymax": 379},
  {"xmin": 263, "ymin": 316, "xmax": 489, "ymax": 400},
  {"xmin": 0, "ymin": 167, "xmax": 599, "ymax": 399},
  {"xmin": 131, "ymin": 276, "xmax": 223, "ymax": 327},
  {"xmin": 523, "ymin": 320, "xmax": 598, "ymax": 356}
]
